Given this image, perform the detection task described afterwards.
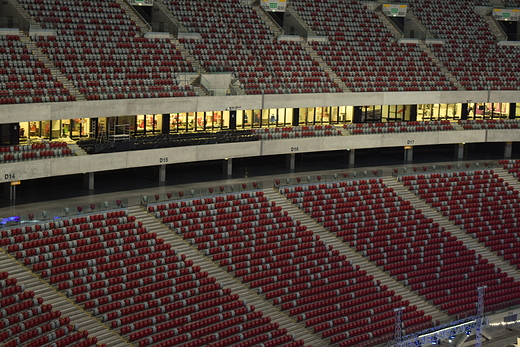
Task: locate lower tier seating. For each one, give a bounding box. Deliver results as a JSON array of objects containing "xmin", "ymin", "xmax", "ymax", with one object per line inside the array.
[
  {"xmin": 149, "ymin": 190, "xmax": 431, "ymax": 346},
  {"xmin": 400, "ymin": 170, "xmax": 520, "ymax": 271},
  {"xmin": 280, "ymin": 178, "xmax": 520, "ymax": 318},
  {"xmin": 501, "ymin": 159, "xmax": 520, "ymax": 184},
  {"xmin": 0, "ymin": 210, "xmax": 301, "ymax": 347},
  {"xmin": 0, "ymin": 271, "xmax": 104, "ymax": 347}
]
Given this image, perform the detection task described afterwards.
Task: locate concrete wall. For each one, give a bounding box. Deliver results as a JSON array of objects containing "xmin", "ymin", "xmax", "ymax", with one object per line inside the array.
[
  {"xmin": 0, "ymin": 0, "xmax": 29, "ymax": 31},
  {"xmin": 3, "ymin": 90, "xmax": 520, "ymax": 124},
  {"xmin": 0, "ymin": 129, "xmax": 511, "ymax": 182},
  {"xmin": 151, "ymin": 3, "xmax": 177, "ymax": 34}
]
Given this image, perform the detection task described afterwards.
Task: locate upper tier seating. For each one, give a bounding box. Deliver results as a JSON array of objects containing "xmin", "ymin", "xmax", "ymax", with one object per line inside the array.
[
  {"xmin": 503, "ymin": 0, "xmax": 520, "ymax": 6},
  {"xmin": 458, "ymin": 119, "xmax": 520, "ymax": 130},
  {"xmin": 408, "ymin": 0, "xmax": 520, "ymax": 90},
  {"xmin": 292, "ymin": 0, "xmax": 454, "ymax": 92},
  {"xmin": 280, "ymin": 178, "xmax": 520, "ymax": 318},
  {"xmin": 19, "ymin": 0, "xmax": 197, "ymax": 100},
  {"xmin": 171, "ymin": 0, "xmax": 341, "ymax": 94},
  {"xmin": 400, "ymin": 170, "xmax": 520, "ymax": 271},
  {"xmin": 0, "ymin": 34, "xmax": 74, "ymax": 104},
  {"xmin": 0, "ymin": 271, "xmax": 104, "ymax": 347},
  {"xmin": 0, "ymin": 141, "xmax": 74, "ymax": 162},
  {"xmin": 0, "ymin": 210, "xmax": 301, "ymax": 347},
  {"xmin": 252, "ymin": 125, "xmax": 342, "ymax": 139},
  {"xmin": 149, "ymin": 191, "xmax": 431, "ymax": 346},
  {"xmin": 345, "ymin": 120, "xmax": 455, "ymax": 135}
]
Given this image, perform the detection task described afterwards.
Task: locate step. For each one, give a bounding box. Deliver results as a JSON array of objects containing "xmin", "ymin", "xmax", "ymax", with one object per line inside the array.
[
  {"xmin": 300, "ymin": 41, "xmax": 349, "ymax": 92},
  {"xmin": 263, "ymin": 189, "xmax": 449, "ymax": 326},
  {"xmin": 252, "ymin": 5, "xmax": 283, "ymax": 37},
  {"xmin": 169, "ymin": 35, "xmax": 207, "ymax": 74},
  {"xmin": 0, "ymin": 250, "xmax": 131, "ymax": 347},
  {"xmin": 418, "ymin": 42, "xmax": 465, "ymax": 91},
  {"xmin": 114, "ymin": 0, "xmax": 151, "ymax": 34},
  {"xmin": 128, "ymin": 206, "xmax": 324, "ymax": 346},
  {"xmin": 18, "ymin": 34, "xmax": 87, "ymax": 101}
]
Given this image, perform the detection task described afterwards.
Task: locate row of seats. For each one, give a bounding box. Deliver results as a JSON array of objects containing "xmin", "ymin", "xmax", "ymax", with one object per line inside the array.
[
  {"xmin": 251, "ymin": 125, "xmax": 342, "ymax": 139},
  {"xmin": 280, "ymin": 178, "xmax": 520, "ymax": 318},
  {"xmin": 0, "ymin": 142, "xmax": 74, "ymax": 162},
  {"xmin": 0, "ymin": 210, "xmax": 302, "ymax": 347},
  {"xmin": 150, "ymin": 189, "xmax": 430, "ymax": 346},
  {"xmin": 0, "ymin": 271, "xmax": 104, "ymax": 347},
  {"xmin": 400, "ymin": 170, "xmax": 520, "ymax": 271},
  {"xmin": 458, "ymin": 119, "xmax": 520, "ymax": 130},
  {"xmin": 345, "ymin": 120, "xmax": 455, "ymax": 134}
]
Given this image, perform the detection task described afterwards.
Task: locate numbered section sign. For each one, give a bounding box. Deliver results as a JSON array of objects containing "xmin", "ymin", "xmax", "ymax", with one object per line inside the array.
[
  {"xmin": 127, "ymin": 0, "xmax": 153, "ymax": 6},
  {"xmin": 261, "ymin": 0, "xmax": 286, "ymax": 12},
  {"xmin": 493, "ymin": 8, "xmax": 519, "ymax": 21},
  {"xmin": 382, "ymin": 4, "xmax": 407, "ymax": 17}
]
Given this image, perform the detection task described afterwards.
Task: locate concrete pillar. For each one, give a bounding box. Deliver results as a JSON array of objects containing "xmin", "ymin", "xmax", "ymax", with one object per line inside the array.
[
  {"xmin": 3, "ymin": 183, "xmax": 16, "ymax": 201},
  {"xmin": 409, "ymin": 105, "xmax": 417, "ymax": 122},
  {"xmin": 158, "ymin": 164, "xmax": 166, "ymax": 184},
  {"xmin": 286, "ymin": 153, "xmax": 295, "ymax": 171},
  {"xmin": 348, "ymin": 149, "xmax": 355, "ymax": 168},
  {"xmin": 292, "ymin": 108, "xmax": 299, "ymax": 126},
  {"xmin": 461, "ymin": 103, "xmax": 468, "ymax": 120},
  {"xmin": 229, "ymin": 110, "xmax": 237, "ymax": 130},
  {"xmin": 505, "ymin": 141, "xmax": 513, "ymax": 159},
  {"xmin": 223, "ymin": 158, "xmax": 232, "ymax": 178},
  {"xmin": 84, "ymin": 172, "xmax": 94, "ymax": 191},
  {"xmin": 456, "ymin": 143, "xmax": 464, "ymax": 160},
  {"xmin": 404, "ymin": 146, "xmax": 413, "ymax": 162},
  {"xmin": 353, "ymin": 107, "xmax": 362, "ymax": 123},
  {"xmin": 161, "ymin": 114, "xmax": 170, "ymax": 134}
]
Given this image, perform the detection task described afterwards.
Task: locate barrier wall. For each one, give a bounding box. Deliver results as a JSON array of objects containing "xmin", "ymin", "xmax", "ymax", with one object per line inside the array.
[
  {"xmin": 0, "ymin": 129, "xmax": 506, "ymax": 182},
  {"xmin": 1, "ymin": 89, "xmax": 519, "ymax": 123}
]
